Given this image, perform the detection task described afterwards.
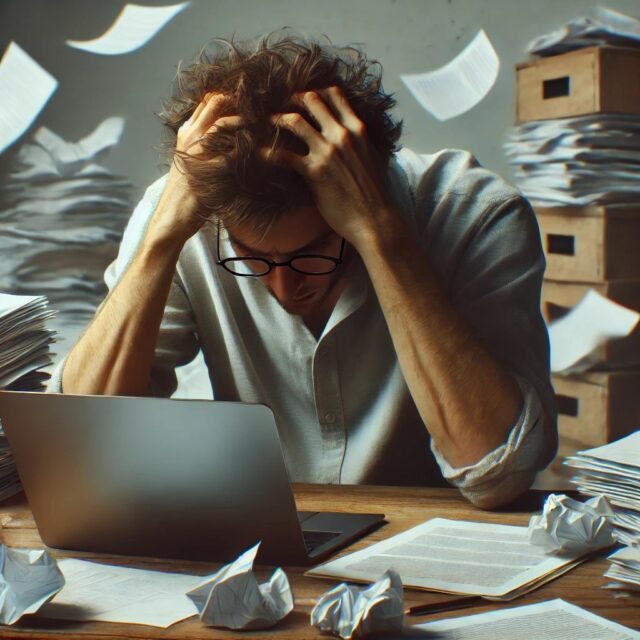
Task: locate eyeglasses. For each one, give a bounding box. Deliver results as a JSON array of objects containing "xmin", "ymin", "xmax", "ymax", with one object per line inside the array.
[{"xmin": 216, "ymin": 220, "xmax": 346, "ymax": 277}]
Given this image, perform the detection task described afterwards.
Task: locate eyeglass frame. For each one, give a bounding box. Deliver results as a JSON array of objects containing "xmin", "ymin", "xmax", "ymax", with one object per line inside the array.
[{"xmin": 216, "ymin": 219, "xmax": 346, "ymax": 277}]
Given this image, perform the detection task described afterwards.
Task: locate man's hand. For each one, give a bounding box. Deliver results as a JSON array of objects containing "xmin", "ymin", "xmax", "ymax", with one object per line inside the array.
[
  {"xmin": 268, "ymin": 86, "xmax": 397, "ymax": 251},
  {"xmin": 152, "ymin": 93, "xmax": 238, "ymax": 245}
]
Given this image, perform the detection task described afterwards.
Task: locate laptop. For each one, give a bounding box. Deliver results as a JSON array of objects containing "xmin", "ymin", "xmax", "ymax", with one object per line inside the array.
[{"xmin": 0, "ymin": 390, "xmax": 384, "ymax": 565}]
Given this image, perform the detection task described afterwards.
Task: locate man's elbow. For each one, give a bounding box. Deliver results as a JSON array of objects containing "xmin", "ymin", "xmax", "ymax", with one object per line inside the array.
[{"xmin": 458, "ymin": 468, "xmax": 537, "ymax": 510}]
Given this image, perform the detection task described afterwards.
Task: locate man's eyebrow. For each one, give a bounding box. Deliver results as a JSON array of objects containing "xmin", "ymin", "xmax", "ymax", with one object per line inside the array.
[{"xmin": 227, "ymin": 229, "xmax": 335, "ymax": 256}]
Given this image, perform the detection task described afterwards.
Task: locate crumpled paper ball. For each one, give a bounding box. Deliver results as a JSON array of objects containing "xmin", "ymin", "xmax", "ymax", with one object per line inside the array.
[
  {"xmin": 311, "ymin": 570, "xmax": 404, "ymax": 639},
  {"xmin": 528, "ymin": 493, "xmax": 616, "ymax": 555},
  {"xmin": 0, "ymin": 545, "xmax": 65, "ymax": 625},
  {"xmin": 186, "ymin": 542, "xmax": 293, "ymax": 630}
]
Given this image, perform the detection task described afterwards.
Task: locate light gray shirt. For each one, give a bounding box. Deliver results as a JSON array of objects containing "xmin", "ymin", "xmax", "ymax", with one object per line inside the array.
[{"xmin": 50, "ymin": 148, "xmax": 557, "ymax": 506}]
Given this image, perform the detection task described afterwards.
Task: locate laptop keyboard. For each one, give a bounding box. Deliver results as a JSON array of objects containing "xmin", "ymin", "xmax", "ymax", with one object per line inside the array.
[{"xmin": 302, "ymin": 529, "xmax": 341, "ymax": 553}]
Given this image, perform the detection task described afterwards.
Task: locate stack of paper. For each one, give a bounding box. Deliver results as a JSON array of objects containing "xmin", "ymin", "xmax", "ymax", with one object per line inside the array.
[
  {"xmin": 565, "ymin": 431, "xmax": 640, "ymax": 547},
  {"xmin": 0, "ymin": 118, "xmax": 132, "ymax": 361},
  {"xmin": 604, "ymin": 546, "xmax": 640, "ymax": 599},
  {"xmin": 565, "ymin": 431, "xmax": 640, "ymax": 598},
  {"xmin": 0, "ymin": 292, "xmax": 55, "ymax": 500},
  {"xmin": 504, "ymin": 114, "xmax": 640, "ymax": 207},
  {"xmin": 527, "ymin": 6, "xmax": 640, "ymax": 56}
]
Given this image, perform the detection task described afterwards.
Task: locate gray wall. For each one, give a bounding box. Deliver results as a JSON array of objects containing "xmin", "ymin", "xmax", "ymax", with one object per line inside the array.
[{"xmin": 2, "ymin": 0, "xmax": 639, "ymax": 201}]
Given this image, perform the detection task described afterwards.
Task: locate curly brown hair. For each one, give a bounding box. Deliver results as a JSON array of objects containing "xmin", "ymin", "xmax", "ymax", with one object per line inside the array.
[{"xmin": 157, "ymin": 30, "xmax": 402, "ymax": 234}]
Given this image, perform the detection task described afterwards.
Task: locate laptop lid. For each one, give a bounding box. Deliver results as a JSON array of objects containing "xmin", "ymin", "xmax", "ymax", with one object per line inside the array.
[{"xmin": 0, "ymin": 391, "xmax": 317, "ymax": 565}]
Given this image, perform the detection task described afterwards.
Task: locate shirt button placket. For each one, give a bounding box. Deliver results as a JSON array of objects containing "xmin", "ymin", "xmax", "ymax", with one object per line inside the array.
[{"xmin": 313, "ymin": 340, "xmax": 345, "ymax": 483}]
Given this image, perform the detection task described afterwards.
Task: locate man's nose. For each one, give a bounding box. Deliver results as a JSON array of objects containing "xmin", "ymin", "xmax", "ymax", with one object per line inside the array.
[{"xmin": 266, "ymin": 266, "xmax": 302, "ymax": 301}]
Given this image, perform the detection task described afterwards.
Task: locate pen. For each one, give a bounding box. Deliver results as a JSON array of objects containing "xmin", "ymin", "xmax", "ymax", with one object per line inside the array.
[{"xmin": 404, "ymin": 595, "xmax": 484, "ymax": 616}]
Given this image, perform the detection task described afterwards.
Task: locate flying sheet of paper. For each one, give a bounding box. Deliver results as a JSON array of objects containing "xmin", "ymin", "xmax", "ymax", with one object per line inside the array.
[
  {"xmin": 400, "ymin": 30, "xmax": 499, "ymax": 121},
  {"xmin": 307, "ymin": 518, "xmax": 582, "ymax": 600},
  {"xmin": 0, "ymin": 42, "xmax": 57, "ymax": 154},
  {"xmin": 37, "ymin": 559, "xmax": 210, "ymax": 628},
  {"xmin": 415, "ymin": 598, "xmax": 640, "ymax": 639},
  {"xmin": 66, "ymin": 3, "xmax": 189, "ymax": 55},
  {"xmin": 548, "ymin": 289, "xmax": 640, "ymax": 373}
]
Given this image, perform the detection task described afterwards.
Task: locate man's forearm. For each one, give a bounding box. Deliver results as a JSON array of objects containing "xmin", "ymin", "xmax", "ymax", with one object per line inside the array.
[
  {"xmin": 62, "ymin": 226, "xmax": 185, "ymax": 397},
  {"xmin": 355, "ymin": 213, "xmax": 523, "ymax": 469}
]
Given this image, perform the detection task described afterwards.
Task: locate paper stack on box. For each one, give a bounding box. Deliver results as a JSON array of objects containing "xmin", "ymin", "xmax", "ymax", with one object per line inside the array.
[
  {"xmin": 565, "ymin": 431, "xmax": 640, "ymax": 598},
  {"xmin": 505, "ymin": 7, "xmax": 640, "ymax": 449}
]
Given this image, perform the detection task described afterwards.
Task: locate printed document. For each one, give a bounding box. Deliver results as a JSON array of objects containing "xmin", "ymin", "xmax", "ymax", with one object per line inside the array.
[
  {"xmin": 38, "ymin": 559, "xmax": 208, "ymax": 628},
  {"xmin": 415, "ymin": 598, "xmax": 640, "ymax": 639},
  {"xmin": 307, "ymin": 518, "xmax": 583, "ymax": 599}
]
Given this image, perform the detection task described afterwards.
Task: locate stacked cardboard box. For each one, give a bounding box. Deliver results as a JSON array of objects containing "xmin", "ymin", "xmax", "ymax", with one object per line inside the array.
[{"xmin": 514, "ymin": 46, "xmax": 640, "ymax": 447}]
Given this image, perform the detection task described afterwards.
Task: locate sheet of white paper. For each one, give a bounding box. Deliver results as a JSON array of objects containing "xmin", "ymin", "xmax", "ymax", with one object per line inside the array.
[
  {"xmin": 548, "ymin": 290, "xmax": 640, "ymax": 372},
  {"xmin": 574, "ymin": 431, "xmax": 640, "ymax": 469},
  {"xmin": 415, "ymin": 598, "xmax": 640, "ymax": 639},
  {"xmin": 0, "ymin": 42, "xmax": 57, "ymax": 154},
  {"xmin": 66, "ymin": 3, "xmax": 189, "ymax": 55},
  {"xmin": 307, "ymin": 518, "xmax": 579, "ymax": 599},
  {"xmin": 400, "ymin": 30, "xmax": 499, "ymax": 121},
  {"xmin": 38, "ymin": 559, "xmax": 208, "ymax": 628}
]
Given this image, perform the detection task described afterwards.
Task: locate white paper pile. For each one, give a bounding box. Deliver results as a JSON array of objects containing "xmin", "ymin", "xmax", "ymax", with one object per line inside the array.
[
  {"xmin": 604, "ymin": 546, "xmax": 640, "ymax": 599},
  {"xmin": 504, "ymin": 114, "xmax": 640, "ymax": 207},
  {"xmin": 527, "ymin": 6, "xmax": 640, "ymax": 56},
  {"xmin": 0, "ymin": 292, "xmax": 55, "ymax": 500},
  {"xmin": 565, "ymin": 431, "xmax": 640, "ymax": 548},
  {"xmin": 565, "ymin": 431, "xmax": 640, "ymax": 598},
  {"xmin": 0, "ymin": 119, "xmax": 132, "ymax": 361}
]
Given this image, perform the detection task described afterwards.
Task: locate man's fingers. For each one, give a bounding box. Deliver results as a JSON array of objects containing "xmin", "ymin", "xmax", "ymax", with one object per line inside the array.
[
  {"xmin": 270, "ymin": 113, "xmax": 327, "ymax": 155},
  {"xmin": 259, "ymin": 145, "xmax": 306, "ymax": 174},
  {"xmin": 317, "ymin": 86, "xmax": 366, "ymax": 138}
]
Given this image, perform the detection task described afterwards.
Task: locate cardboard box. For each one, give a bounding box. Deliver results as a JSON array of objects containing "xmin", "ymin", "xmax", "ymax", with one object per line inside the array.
[
  {"xmin": 553, "ymin": 371, "xmax": 640, "ymax": 446},
  {"xmin": 542, "ymin": 280, "xmax": 640, "ymax": 368},
  {"xmin": 535, "ymin": 206, "xmax": 640, "ymax": 282},
  {"xmin": 516, "ymin": 46, "xmax": 640, "ymax": 122}
]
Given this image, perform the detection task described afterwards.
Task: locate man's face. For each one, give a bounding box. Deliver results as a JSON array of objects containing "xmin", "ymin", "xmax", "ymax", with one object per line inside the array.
[{"xmin": 224, "ymin": 207, "xmax": 346, "ymax": 317}]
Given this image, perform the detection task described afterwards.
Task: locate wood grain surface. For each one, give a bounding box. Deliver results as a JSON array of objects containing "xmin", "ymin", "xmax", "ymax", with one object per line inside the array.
[{"xmin": 0, "ymin": 484, "xmax": 637, "ymax": 638}]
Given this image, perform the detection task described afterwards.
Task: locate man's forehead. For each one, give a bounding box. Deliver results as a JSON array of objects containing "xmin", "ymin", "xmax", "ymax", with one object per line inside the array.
[{"xmin": 224, "ymin": 208, "xmax": 336, "ymax": 255}]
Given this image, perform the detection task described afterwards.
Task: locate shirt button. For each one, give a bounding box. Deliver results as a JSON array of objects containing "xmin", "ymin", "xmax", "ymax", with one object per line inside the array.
[{"xmin": 324, "ymin": 412, "xmax": 336, "ymax": 424}]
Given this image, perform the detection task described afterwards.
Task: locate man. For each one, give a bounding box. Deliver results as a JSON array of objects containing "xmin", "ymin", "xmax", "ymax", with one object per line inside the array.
[{"xmin": 52, "ymin": 33, "xmax": 557, "ymax": 508}]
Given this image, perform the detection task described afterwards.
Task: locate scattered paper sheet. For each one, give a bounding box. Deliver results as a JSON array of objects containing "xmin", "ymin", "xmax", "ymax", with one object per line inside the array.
[
  {"xmin": 307, "ymin": 518, "xmax": 583, "ymax": 600},
  {"xmin": 38, "ymin": 559, "xmax": 210, "ymax": 628},
  {"xmin": 186, "ymin": 543, "xmax": 293, "ymax": 630},
  {"xmin": 415, "ymin": 598, "xmax": 640, "ymax": 639},
  {"xmin": 400, "ymin": 30, "xmax": 499, "ymax": 121},
  {"xmin": 311, "ymin": 570, "xmax": 403, "ymax": 640},
  {"xmin": 528, "ymin": 493, "xmax": 615, "ymax": 555},
  {"xmin": 66, "ymin": 3, "xmax": 189, "ymax": 55},
  {"xmin": 0, "ymin": 42, "xmax": 57, "ymax": 154},
  {"xmin": 0, "ymin": 546, "xmax": 65, "ymax": 625},
  {"xmin": 548, "ymin": 289, "xmax": 640, "ymax": 373}
]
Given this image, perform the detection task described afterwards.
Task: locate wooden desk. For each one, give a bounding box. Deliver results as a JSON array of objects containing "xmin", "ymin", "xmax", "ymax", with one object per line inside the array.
[{"xmin": 0, "ymin": 485, "xmax": 637, "ymax": 638}]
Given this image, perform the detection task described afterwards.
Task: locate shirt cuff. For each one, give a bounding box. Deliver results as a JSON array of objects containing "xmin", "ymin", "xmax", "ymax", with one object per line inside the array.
[
  {"xmin": 430, "ymin": 374, "xmax": 546, "ymax": 506},
  {"xmin": 46, "ymin": 355, "xmax": 67, "ymax": 393}
]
